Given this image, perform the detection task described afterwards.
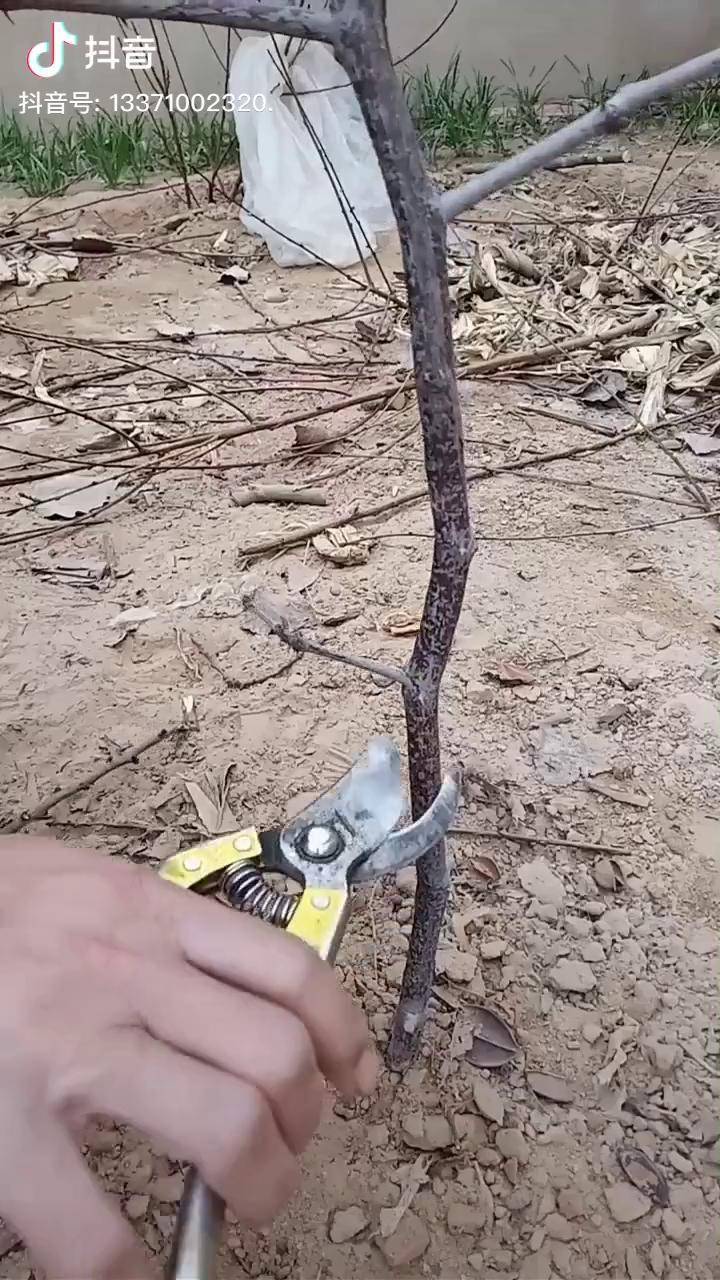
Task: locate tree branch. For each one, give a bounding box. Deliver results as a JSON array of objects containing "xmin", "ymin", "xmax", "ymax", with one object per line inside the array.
[
  {"xmin": 334, "ymin": 0, "xmax": 475, "ymax": 1066},
  {"xmin": 442, "ymin": 48, "xmax": 720, "ymax": 221},
  {"xmin": 3, "ymin": 0, "xmax": 338, "ymax": 38}
]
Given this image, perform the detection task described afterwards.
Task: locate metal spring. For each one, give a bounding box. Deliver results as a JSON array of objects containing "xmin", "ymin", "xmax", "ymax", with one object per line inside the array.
[{"xmin": 221, "ymin": 860, "xmax": 298, "ymax": 929}]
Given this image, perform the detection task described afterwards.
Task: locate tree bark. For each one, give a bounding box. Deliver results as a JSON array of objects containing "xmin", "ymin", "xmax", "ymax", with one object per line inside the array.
[{"xmin": 332, "ymin": 0, "xmax": 474, "ymax": 1065}]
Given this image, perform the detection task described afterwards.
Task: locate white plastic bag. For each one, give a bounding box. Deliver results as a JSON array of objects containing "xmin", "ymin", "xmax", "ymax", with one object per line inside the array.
[{"xmin": 230, "ymin": 36, "xmax": 395, "ymax": 268}]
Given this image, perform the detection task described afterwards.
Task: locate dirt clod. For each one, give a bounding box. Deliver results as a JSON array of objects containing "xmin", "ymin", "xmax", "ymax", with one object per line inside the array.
[
  {"xmin": 328, "ymin": 1206, "xmax": 368, "ymax": 1243},
  {"xmin": 605, "ymin": 1182, "xmax": 653, "ymax": 1223},
  {"xmin": 376, "ymin": 1211, "xmax": 430, "ymax": 1268}
]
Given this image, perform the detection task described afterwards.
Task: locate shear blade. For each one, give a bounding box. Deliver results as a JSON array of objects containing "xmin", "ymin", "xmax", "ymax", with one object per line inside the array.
[{"xmin": 351, "ymin": 767, "xmax": 461, "ymax": 883}]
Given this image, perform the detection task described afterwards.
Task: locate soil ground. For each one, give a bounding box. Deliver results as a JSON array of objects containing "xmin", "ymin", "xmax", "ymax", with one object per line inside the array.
[{"xmin": 0, "ymin": 138, "xmax": 719, "ymax": 1280}]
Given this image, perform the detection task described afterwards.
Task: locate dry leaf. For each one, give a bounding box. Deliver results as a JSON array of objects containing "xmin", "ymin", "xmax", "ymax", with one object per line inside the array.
[
  {"xmin": 680, "ymin": 430, "xmax": 720, "ymax": 456},
  {"xmin": 18, "ymin": 250, "xmax": 78, "ymax": 293},
  {"xmin": 527, "ymin": 1072, "xmax": 575, "ymax": 1103},
  {"xmin": 46, "ymin": 231, "xmax": 114, "ymax": 254},
  {"xmin": 110, "ymin": 605, "xmax": 157, "ymax": 628},
  {"xmin": 183, "ymin": 764, "xmax": 237, "ymax": 835},
  {"xmin": 219, "ymin": 264, "xmax": 250, "ymax": 286},
  {"xmin": 313, "ymin": 527, "xmax": 370, "ymax": 567},
  {"xmin": 592, "ymin": 856, "xmax": 627, "ymax": 892},
  {"xmin": 378, "ymin": 1156, "xmax": 429, "ymax": 1238},
  {"xmin": 0, "ymin": 358, "xmax": 29, "ymax": 380},
  {"xmin": 597, "ymin": 1024, "xmax": 637, "ymax": 1087},
  {"xmin": 170, "ymin": 585, "xmax": 209, "ymax": 610},
  {"xmin": 617, "ymin": 1148, "xmax": 670, "ymax": 1207},
  {"xmin": 485, "ymin": 661, "xmax": 535, "ymax": 686},
  {"xmin": 26, "ymin": 473, "xmax": 120, "ymax": 520},
  {"xmin": 579, "ymin": 370, "xmax": 627, "ymax": 404},
  {"xmin": 470, "ymin": 855, "xmax": 500, "ymax": 885},
  {"xmin": 153, "ymin": 321, "xmax": 195, "ymax": 343},
  {"xmin": 587, "ymin": 779, "xmax": 650, "ymax": 809},
  {"xmin": 466, "ymin": 1007, "xmax": 520, "ymax": 1070},
  {"xmin": 382, "ymin": 610, "xmax": 422, "ymax": 637}
]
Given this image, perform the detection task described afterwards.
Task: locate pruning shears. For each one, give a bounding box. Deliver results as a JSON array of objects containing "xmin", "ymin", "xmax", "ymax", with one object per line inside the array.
[{"xmin": 158, "ymin": 737, "xmax": 460, "ymax": 1280}]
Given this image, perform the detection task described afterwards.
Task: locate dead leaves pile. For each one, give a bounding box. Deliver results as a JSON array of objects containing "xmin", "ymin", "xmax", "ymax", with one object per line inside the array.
[{"xmin": 444, "ymin": 203, "xmax": 720, "ymax": 425}]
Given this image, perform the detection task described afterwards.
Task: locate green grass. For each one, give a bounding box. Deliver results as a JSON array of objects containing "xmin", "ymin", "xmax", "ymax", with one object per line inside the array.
[
  {"xmin": 404, "ymin": 54, "xmax": 505, "ymax": 157},
  {"xmin": 1, "ymin": 59, "xmax": 720, "ymax": 198},
  {"xmin": 0, "ymin": 110, "xmax": 236, "ymax": 195}
]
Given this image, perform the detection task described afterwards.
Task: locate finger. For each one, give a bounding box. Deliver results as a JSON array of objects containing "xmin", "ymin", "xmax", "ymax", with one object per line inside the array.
[
  {"xmin": 79, "ymin": 1028, "xmax": 300, "ymax": 1225},
  {"xmin": 0, "ymin": 1111, "xmax": 153, "ymax": 1280},
  {"xmin": 155, "ymin": 877, "xmax": 379, "ymax": 1098},
  {"xmin": 135, "ymin": 958, "xmax": 325, "ymax": 1154}
]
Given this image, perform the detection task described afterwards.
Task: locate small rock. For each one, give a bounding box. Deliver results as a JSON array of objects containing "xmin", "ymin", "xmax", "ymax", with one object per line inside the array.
[
  {"xmin": 549, "ymin": 959, "xmax": 596, "ymax": 994},
  {"xmin": 453, "ymin": 1114, "xmax": 489, "ymax": 1149},
  {"xmin": 395, "ymin": 867, "xmax": 417, "ymax": 896},
  {"xmin": 447, "ymin": 1201, "xmax": 491, "ymax": 1234},
  {"xmin": 401, "ymin": 1111, "xmax": 453, "ymax": 1152},
  {"xmin": 605, "ymin": 1182, "xmax": 652, "ymax": 1223},
  {"xmin": 475, "ymin": 1146, "xmax": 501, "ymax": 1167},
  {"xmin": 518, "ymin": 858, "xmax": 566, "ymax": 908},
  {"xmin": 536, "ymin": 903, "xmax": 559, "ymax": 924},
  {"xmin": 557, "ymin": 1189, "xmax": 584, "ymax": 1220},
  {"xmin": 646, "ymin": 1040, "xmax": 679, "ymax": 1077},
  {"xmin": 263, "ymin": 285, "xmax": 286, "ymax": 303},
  {"xmin": 626, "ymin": 980, "xmax": 660, "ymax": 1023},
  {"xmin": 582, "ymin": 1021, "xmax": 603, "ymax": 1044},
  {"xmin": 368, "ymin": 1123, "xmax": 389, "ymax": 1147},
  {"xmin": 329, "ymin": 1206, "xmax": 368, "ymax": 1243},
  {"xmin": 504, "ymin": 1156, "xmax": 519, "ymax": 1185},
  {"xmin": 544, "ymin": 1213, "xmax": 576, "ymax": 1242},
  {"xmin": 565, "ymin": 915, "xmax": 592, "ymax": 939},
  {"xmin": 385, "ymin": 959, "xmax": 405, "ymax": 987},
  {"xmin": 581, "ymin": 899, "xmax": 606, "ymax": 918},
  {"xmin": 626, "ymin": 1245, "xmax": 646, "ymax": 1280},
  {"xmin": 686, "ymin": 927, "xmax": 717, "ymax": 956},
  {"xmin": 661, "ymin": 1209, "xmax": 688, "ymax": 1244},
  {"xmin": 667, "ymin": 1150, "xmax": 693, "ymax": 1175},
  {"xmin": 436, "ymin": 947, "xmax": 477, "ymax": 984},
  {"xmin": 125, "ymin": 1195, "xmax": 149, "ymax": 1221},
  {"xmin": 599, "ymin": 908, "xmax": 631, "ymax": 938},
  {"xmin": 473, "ymin": 1079, "xmax": 505, "ymax": 1126},
  {"xmin": 377, "ymin": 1211, "xmax": 430, "ymax": 1268},
  {"xmin": 649, "ymin": 1241, "xmax": 665, "ymax": 1277},
  {"xmin": 481, "ymin": 939, "xmax": 508, "ymax": 960},
  {"xmin": 149, "ymin": 1173, "xmax": 184, "ymax": 1203},
  {"xmin": 495, "ymin": 1128, "xmax": 530, "ymax": 1164},
  {"xmin": 582, "ymin": 941, "xmax": 606, "ymax": 964},
  {"xmin": 507, "ymin": 1187, "xmax": 533, "ymax": 1213}
]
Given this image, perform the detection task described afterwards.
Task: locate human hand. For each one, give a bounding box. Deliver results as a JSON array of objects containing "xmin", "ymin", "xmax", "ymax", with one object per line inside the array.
[{"xmin": 0, "ymin": 837, "xmax": 378, "ymax": 1279}]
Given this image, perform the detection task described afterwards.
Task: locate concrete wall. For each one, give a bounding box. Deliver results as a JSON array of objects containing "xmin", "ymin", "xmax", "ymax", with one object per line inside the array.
[{"xmin": 2, "ymin": 0, "xmax": 719, "ymax": 116}]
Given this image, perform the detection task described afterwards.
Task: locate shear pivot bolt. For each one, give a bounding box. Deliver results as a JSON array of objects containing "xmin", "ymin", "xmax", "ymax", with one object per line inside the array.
[
  {"xmin": 310, "ymin": 893, "xmax": 331, "ymax": 911},
  {"xmin": 233, "ymin": 835, "xmax": 254, "ymax": 854},
  {"xmin": 183, "ymin": 855, "xmax": 203, "ymax": 873}
]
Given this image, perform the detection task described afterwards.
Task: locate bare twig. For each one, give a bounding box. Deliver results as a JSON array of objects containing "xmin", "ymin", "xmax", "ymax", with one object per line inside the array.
[
  {"xmin": 189, "ymin": 634, "xmax": 302, "ymax": 690},
  {"xmin": 465, "ymin": 309, "xmax": 658, "ymax": 375},
  {"xmin": 460, "ymin": 150, "xmax": 630, "ymax": 175},
  {"xmin": 278, "ymin": 629, "xmax": 412, "ymax": 692},
  {"xmin": 451, "ymin": 826, "xmax": 636, "ymax": 859},
  {"xmin": 2, "ymin": 726, "xmax": 181, "ymax": 834},
  {"xmin": 442, "ymin": 49, "xmax": 720, "ymax": 220},
  {"xmin": 231, "ymin": 484, "xmax": 328, "ymax": 508}
]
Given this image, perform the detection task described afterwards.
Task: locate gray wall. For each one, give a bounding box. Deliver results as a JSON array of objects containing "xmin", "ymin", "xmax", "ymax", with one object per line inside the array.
[{"xmin": 2, "ymin": 0, "xmax": 719, "ymax": 116}]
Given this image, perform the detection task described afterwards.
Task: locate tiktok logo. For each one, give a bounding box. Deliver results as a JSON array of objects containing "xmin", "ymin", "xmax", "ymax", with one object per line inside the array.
[{"xmin": 27, "ymin": 21, "xmax": 78, "ymax": 78}]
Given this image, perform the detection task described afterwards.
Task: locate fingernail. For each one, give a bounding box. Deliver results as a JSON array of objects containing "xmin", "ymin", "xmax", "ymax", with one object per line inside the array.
[{"xmin": 356, "ymin": 1047, "xmax": 381, "ymax": 1095}]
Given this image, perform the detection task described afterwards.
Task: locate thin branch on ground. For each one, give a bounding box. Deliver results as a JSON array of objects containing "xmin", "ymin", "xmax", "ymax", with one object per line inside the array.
[
  {"xmin": 2, "ymin": 726, "xmax": 182, "ymax": 834},
  {"xmin": 451, "ymin": 826, "xmax": 636, "ymax": 859}
]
